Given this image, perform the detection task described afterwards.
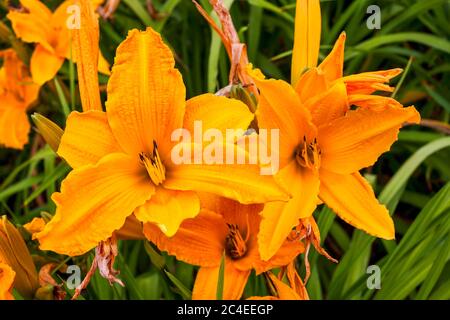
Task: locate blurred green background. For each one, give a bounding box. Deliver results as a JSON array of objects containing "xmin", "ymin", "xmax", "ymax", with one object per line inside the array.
[{"xmin": 0, "ymin": 0, "xmax": 449, "ymax": 300}]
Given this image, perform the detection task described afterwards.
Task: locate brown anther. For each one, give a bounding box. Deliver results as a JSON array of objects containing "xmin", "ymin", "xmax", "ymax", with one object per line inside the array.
[{"xmin": 225, "ymin": 224, "xmax": 247, "ymax": 260}]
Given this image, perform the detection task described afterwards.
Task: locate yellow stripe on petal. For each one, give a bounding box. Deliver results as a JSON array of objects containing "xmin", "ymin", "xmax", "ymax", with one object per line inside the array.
[
  {"xmin": 319, "ymin": 170, "xmax": 395, "ymax": 240},
  {"xmin": 291, "ymin": 0, "xmax": 321, "ymax": 86},
  {"xmin": 72, "ymin": 0, "xmax": 102, "ymax": 111},
  {"xmin": 35, "ymin": 153, "xmax": 154, "ymax": 256},
  {"xmin": 258, "ymin": 161, "xmax": 319, "ymax": 261},
  {"xmin": 30, "ymin": 44, "xmax": 64, "ymax": 85},
  {"xmin": 318, "ymin": 106, "xmax": 420, "ymax": 174},
  {"xmin": 58, "ymin": 111, "xmax": 122, "ymax": 169},
  {"xmin": 106, "ymin": 27, "xmax": 186, "ymax": 156},
  {"xmin": 135, "ymin": 187, "xmax": 200, "ymax": 237}
]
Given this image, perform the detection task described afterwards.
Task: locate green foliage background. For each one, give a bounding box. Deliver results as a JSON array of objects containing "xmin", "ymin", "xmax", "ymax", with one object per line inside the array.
[{"xmin": 0, "ymin": 0, "xmax": 449, "ymax": 300}]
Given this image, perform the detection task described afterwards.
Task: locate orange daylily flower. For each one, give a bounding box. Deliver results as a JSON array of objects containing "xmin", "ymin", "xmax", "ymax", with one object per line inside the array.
[
  {"xmin": 0, "ymin": 49, "xmax": 40, "ymax": 149},
  {"xmin": 7, "ymin": 0, "xmax": 110, "ymax": 85},
  {"xmin": 144, "ymin": 196, "xmax": 304, "ymax": 300},
  {"xmin": 0, "ymin": 263, "xmax": 15, "ymax": 300},
  {"xmin": 35, "ymin": 27, "xmax": 289, "ymax": 257}
]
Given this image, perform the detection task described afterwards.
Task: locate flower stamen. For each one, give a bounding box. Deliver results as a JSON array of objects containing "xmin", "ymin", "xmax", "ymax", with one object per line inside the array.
[
  {"xmin": 295, "ymin": 136, "xmax": 321, "ymax": 170},
  {"xmin": 139, "ymin": 141, "xmax": 166, "ymax": 185},
  {"xmin": 225, "ymin": 224, "xmax": 247, "ymax": 260}
]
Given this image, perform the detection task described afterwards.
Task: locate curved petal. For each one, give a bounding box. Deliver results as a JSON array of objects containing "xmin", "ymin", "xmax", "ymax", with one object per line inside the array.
[
  {"xmin": 143, "ymin": 209, "xmax": 227, "ymax": 267},
  {"xmin": 319, "ymin": 170, "xmax": 394, "ymax": 239},
  {"xmin": 291, "ymin": 0, "xmax": 321, "ymax": 86},
  {"xmin": 106, "ymin": 27, "xmax": 185, "ymax": 156},
  {"xmin": 258, "ymin": 161, "xmax": 319, "ymax": 261},
  {"xmin": 0, "ymin": 263, "xmax": 15, "ymax": 300},
  {"xmin": 57, "ymin": 111, "xmax": 122, "ymax": 169},
  {"xmin": 267, "ymin": 272, "xmax": 301, "ymax": 300},
  {"xmin": 318, "ymin": 32, "xmax": 346, "ymax": 83},
  {"xmin": 165, "ymin": 143, "xmax": 290, "ymax": 204},
  {"xmin": 0, "ymin": 105, "xmax": 30, "ymax": 149},
  {"xmin": 254, "ymin": 77, "xmax": 316, "ymax": 167},
  {"xmin": 192, "ymin": 262, "xmax": 250, "ymax": 300},
  {"xmin": 318, "ymin": 106, "xmax": 421, "ymax": 174},
  {"xmin": 115, "ymin": 215, "xmax": 145, "ymax": 240},
  {"xmin": 294, "ymin": 67, "xmax": 327, "ymax": 103},
  {"xmin": 305, "ymin": 80, "xmax": 348, "ymax": 127},
  {"xmin": 343, "ymin": 69, "xmax": 403, "ymax": 95},
  {"xmin": 30, "ymin": 44, "xmax": 64, "ymax": 85},
  {"xmin": 184, "ymin": 94, "xmax": 254, "ymax": 134},
  {"xmin": 35, "ymin": 153, "xmax": 154, "ymax": 256},
  {"xmin": 135, "ymin": 187, "xmax": 200, "ymax": 237},
  {"xmin": 7, "ymin": 0, "xmax": 53, "ymax": 51}
]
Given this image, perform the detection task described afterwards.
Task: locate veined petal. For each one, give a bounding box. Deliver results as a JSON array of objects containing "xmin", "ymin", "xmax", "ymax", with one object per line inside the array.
[
  {"xmin": 254, "ymin": 77, "xmax": 316, "ymax": 168},
  {"xmin": 7, "ymin": 0, "xmax": 53, "ymax": 51},
  {"xmin": 143, "ymin": 209, "xmax": 227, "ymax": 267},
  {"xmin": 71, "ymin": 0, "xmax": 102, "ymax": 112},
  {"xmin": 318, "ymin": 32, "xmax": 346, "ymax": 83},
  {"xmin": 258, "ymin": 161, "xmax": 319, "ymax": 261},
  {"xmin": 0, "ymin": 263, "xmax": 15, "ymax": 300},
  {"xmin": 164, "ymin": 143, "xmax": 290, "ymax": 204},
  {"xmin": 294, "ymin": 67, "xmax": 328, "ymax": 103},
  {"xmin": 35, "ymin": 153, "xmax": 154, "ymax": 256},
  {"xmin": 348, "ymin": 94, "xmax": 404, "ymax": 111},
  {"xmin": 184, "ymin": 94, "xmax": 254, "ymax": 134},
  {"xmin": 305, "ymin": 80, "xmax": 348, "ymax": 127},
  {"xmin": 106, "ymin": 28, "xmax": 185, "ymax": 156},
  {"xmin": 57, "ymin": 111, "xmax": 122, "ymax": 169},
  {"xmin": 343, "ymin": 68, "xmax": 403, "ymax": 95},
  {"xmin": 135, "ymin": 187, "xmax": 200, "ymax": 237},
  {"xmin": 192, "ymin": 262, "xmax": 250, "ymax": 300},
  {"xmin": 291, "ymin": 0, "xmax": 321, "ymax": 86},
  {"xmin": 318, "ymin": 106, "xmax": 421, "ymax": 174},
  {"xmin": 30, "ymin": 44, "xmax": 64, "ymax": 85},
  {"xmin": 0, "ymin": 105, "xmax": 30, "ymax": 149},
  {"xmin": 319, "ymin": 170, "xmax": 394, "ymax": 239}
]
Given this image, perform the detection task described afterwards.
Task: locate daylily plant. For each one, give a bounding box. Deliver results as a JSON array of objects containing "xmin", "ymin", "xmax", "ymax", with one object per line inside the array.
[
  {"xmin": 0, "ymin": 48, "xmax": 40, "ymax": 149},
  {"xmin": 7, "ymin": 0, "xmax": 109, "ymax": 85}
]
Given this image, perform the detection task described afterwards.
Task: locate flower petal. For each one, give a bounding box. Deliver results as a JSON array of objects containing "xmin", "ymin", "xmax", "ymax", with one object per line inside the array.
[
  {"xmin": 0, "ymin": 263, "xmax": 15, "ymax": 300},
  {"xmin": 30, "ymin": 44, "xmax": 64, "ymax": 85},
  {"xmin": 294, "ymin": 67, "xmax": 328, "ymax": 103},
  {"xmin": 343, "ymin": 69, "xmax": 403, "ymax": 95},
  {"xmin": 0, "ymin": 105, "xmax": 30, "ymax": 149},
  {"xmin": 35, "ymin": 153, "xmax": 154, "ymax": 256},
  {"xmin": 57, "ymin": 111, "xmax": 122, "ymax": 169},
  {"xmin": 184, "ymin": 94, "xmax": 254, "ymax": 134},
  {"xmin": 143, "ymin": 209, "xmax": 227, "ymax": 267},
  {"xmin": 192, "ymin": 262, "xmax": 250, "ymax": 300},
  {"xmin": 254, "ymin": 77, "xmax": 316, "ymax": 167},
  {"xmin": 291, "ymin": 0, "xmax": 321, "ymax": 86},
  {"xmin": 267, "ymin": 272, "xmax": 302, "ymax": 300},
  {"xmin": 106, "ymin": 28, "xmax": 185, "ymax": 156},
  {"xmin": 135, "ymin": 187, "xmax": 200, "ymax": 237},
  {"xmin": 318, "ymin": 32, "xmax": 346, "ymax": 83},
  {"xmin": 7, "ymin": 0, "xmax": 53, "ymax": 51},
  {"xmin": 318, "ymin": 106, "xmax": 421, "ymax": 174},
  {"xmin": 258, "ymin": 161, "xmax": 319, "ymax": 261},
  {"xmin": 319, "ymin": 170, "xmax": 394, "ymax": 239}
]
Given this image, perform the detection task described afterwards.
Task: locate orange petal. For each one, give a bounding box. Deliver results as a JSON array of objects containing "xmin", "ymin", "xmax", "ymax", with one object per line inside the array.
[
  {"xmin": 267, "ymin": 272, "xmax": 301, "ymax": 300},
  {"xmin": 348, "ymin": 94, "xmax": 404, "ymax": 111},
  {"xmin": 143, "ymin": 209, "xmax": 227, "ymax": 267},
  {"xmin": 318, "ymin": 32, "xmax": 346, "ymax": 83},
  {"xmin": 30, "ymin": 44, "xmax": 64, "ymax": 85},
  {"xmin": 57, "ymin": 111, "xmax": 122, "ymax": 169},
  {"xmin": 71, "ymin": 0, "xmax": 102, "ymax": 111},
  {"xmin": 304, "ymin": 80, "xmax": 348, "ymax": 127},
  {"xmin": 184, "ymin": 94, "xmax": 254, "ymax": 134},
  {"xmin": 115, "ymin": 215, "xmax": 145, "ymax": 240},
  {"xmin": 343, "ymin": 68, "xmax": 402, "ymax": 95},
  {"xmin": 294, "ymin": 67, "xmax": 328, "ymax": 103},
  {"xmin": 0, "ymin": 105, "xmax": 30, "ymax": 149},
  {"xmin": 192, "ymin": 262, "xmax": 250, "ymax": 300},
  {"xmin": 254, "ymin": 77, "xmax": 316, "ymax": 168},
  {"xmin": 23, "ymin": 217, "xmax": 46, "ymax": 235},
  {"xmin": 7, "ymin": 0, "xmax": 53, "ymax": 51},
  {"xmin": 319, "ymin": 170, "xmax": 394, "ymax": 239},
  {"xmin": 258, "ymin": 161, "xmax": 319, "ymax": 261},
  {"xmin": 51, "ymin": 0, "xmax": 72, "ymax": 59},
  {"xmin": 35, "ymin": 153, "xmax": 154, "ymax": 256},
  {"xmin": 291, "ymin": 0, "xmax": 321, "ymax": 86},
  {"xmin": 106, "ymin": 27, "xmax": 185, "ymax": 157},
  {"xmin": 318, "ymin": 106, "xmax": 421, "ymax": 174},
  {"xmin": 0, "ymin": 263, "xmax": 15, "ymax": 300},
  {"xmin": 286, "ymin": 263, "xmax": 309, "ymax": 299},
  {"xmin": 135, "ymin": 187, "xmax": 200, "ymax": 237}
]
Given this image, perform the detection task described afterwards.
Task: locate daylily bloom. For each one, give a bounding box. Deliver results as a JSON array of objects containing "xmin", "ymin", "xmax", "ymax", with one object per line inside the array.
[
  {"xmin": 0, "ymin": 216, "xmax": 40, "ymax": 299},
  {"xmin": 0, "ymin": 263, "xmax": 15, "ymax": 300},
  {"xmin": 144, "ymin": 196, "xmax": 304, "ymax": 300},
  {"xmin": 35, "ymin": 27, "xmax": 288, "ymax": 257},
  {"xmin": 7, "ymin": 0, "xmax": 110, "ymax": 85},
  {"xmin": 0, "ymin": 49, "xmax": 40, "ymax": 149}
]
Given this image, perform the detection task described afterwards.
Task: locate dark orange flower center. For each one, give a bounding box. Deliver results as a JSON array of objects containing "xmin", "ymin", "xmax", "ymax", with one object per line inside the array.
[
  {"xmin": 139, "ymin": 141, "xmax": 166, "ymax": 185},
  {"xmin": 225, "ymin": 224, "xmax": 247, "ymax": 260},
  {"xmin": 295, "ymin": 136, "xmax": 321, "ymax": 170}
]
